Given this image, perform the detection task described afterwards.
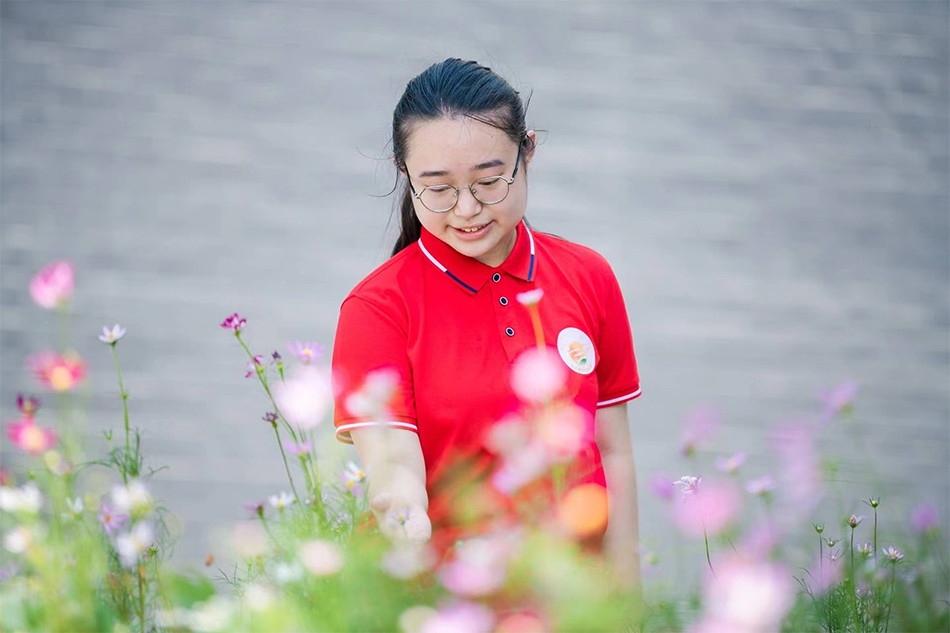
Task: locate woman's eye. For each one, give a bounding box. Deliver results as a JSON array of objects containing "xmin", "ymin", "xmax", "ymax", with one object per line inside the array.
[
  {"xmin": 427, "ymin": 186, "xmax": 451, "ymax": 193},
  {"xmin": 477, "ymin": 179, "xmax": 501, "ymax": 187}
]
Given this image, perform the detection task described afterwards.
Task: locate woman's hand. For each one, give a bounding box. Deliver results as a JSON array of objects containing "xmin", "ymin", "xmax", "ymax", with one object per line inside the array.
[{"xmin": 350, "ymin": 426, "xmax": 431, "ymax": 544}]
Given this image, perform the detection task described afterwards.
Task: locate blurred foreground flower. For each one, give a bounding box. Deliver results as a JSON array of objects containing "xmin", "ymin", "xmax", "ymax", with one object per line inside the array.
[
  {"xmin": 3, "ymin": 525, "xmax": 33, "ymax": 553},
  {"xmin": 273, "ymin": 365, "xmax": 332, "ymax": 429},
  {"xmin": 98, "ymin": 324, "xmax": 127, "ymax": 344},
  {"xmin": 672, "ymin": 479, "xmax": 742, "ymax": 539},
  {"xmin": 283, "ymin": 439, "xmax": 313, "ymax": 455},
  {"xmin": 116, "ymin": 521, "xmax": 154, "ymax": 568},
  {"xmin": 419, "ymin": 601, "xmax": 495, "ymax": 633},
  {"xmin": 693, "ymin": 555, "xmax": 794, "ymax": 633},
  {"xmin": 344, "ymin": 367, "xmax": 400, "ymax": 419},
  {"xmin": 341, "ymin": 462, "xmax": 366, "ymax": 496},
  {"xmin": 299, "ymin": 539, "xmax": 344, "ymax": 576},
  {"xmin": 16, "ymin": 394, "xmax": 40, "ymax": 418},
  {"xmin": 5, "ymin": 416, "xmax": 57, "ymax": 455},
  {"xmin": 909, "ymin": 502, "xmax": 937, "ymax": 534},
  {"xmin": 510, "ymin": 347, "xmax": 566, "ymax": 404},
  {"xmin": 681, "ymin": 405, "xmax": 721, "ymax": 458},
  {"xmin": 245, "ymin": 354, "xmax": 264, "ymax": 378},
  {"xmin": 287, "ymin": 340, "xmax": 324, "ymax": 364},
  {"xmin": 818, "ymin": 380, "xmax": 859, "ymax": 424},
  {"xmin": 0, "ymin": 482, "xmax": 42, "ymax": 513},
  {"xmin": 112, "ymin": 480, "xmax": 152, "ymax": 514},
  {"xmin": 29, "ymin": 260, "xmax": 74, "ymax": 309},
  {"xmin": 715, "ymin": 451, "xmax": 747, "ymax": 475},
  {"xmin": 26, "ymin": 350, "xmax": 87, "ymax": 392}
]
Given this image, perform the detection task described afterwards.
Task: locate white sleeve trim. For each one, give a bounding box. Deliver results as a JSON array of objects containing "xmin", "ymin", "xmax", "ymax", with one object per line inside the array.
[
  {"xmin": 335, "ymin": 420, "xmax": 420, "ymax": 444},
  {"xmin": 596, "ymin": 388, "xmax": 641, "ymax": 408}
]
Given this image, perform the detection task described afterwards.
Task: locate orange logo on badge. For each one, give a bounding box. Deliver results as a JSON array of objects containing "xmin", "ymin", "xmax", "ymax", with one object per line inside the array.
[{"xmin": 557, "ymin": 327, "xmax": 596, "ymax": 375}]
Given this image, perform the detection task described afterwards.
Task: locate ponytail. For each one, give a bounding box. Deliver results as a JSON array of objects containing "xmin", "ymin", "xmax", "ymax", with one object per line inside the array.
[{"xmin": 391, "ymin": 182, "xmax": 422, "ymax": 257}]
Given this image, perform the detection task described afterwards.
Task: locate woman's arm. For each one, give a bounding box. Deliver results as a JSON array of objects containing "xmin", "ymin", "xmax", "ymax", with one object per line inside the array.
[
  {"xmin": 349, "ymin": 426, "xmax": 431, "ymax": 544},
  {"xmin": 595, "ymin": 402, "xmax": 642, "ymax": 592}
]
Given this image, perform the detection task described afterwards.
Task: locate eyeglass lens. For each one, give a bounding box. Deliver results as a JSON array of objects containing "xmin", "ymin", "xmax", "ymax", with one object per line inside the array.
[{"xmin": 420, "ymin": 176, "xmax": 510, "ymax": 213}]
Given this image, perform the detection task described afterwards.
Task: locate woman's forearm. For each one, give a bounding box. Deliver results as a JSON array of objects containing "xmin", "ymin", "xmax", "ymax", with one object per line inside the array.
[{"xmin": 602, "ymin": 446, "xmax": 642, "ymax": 588}]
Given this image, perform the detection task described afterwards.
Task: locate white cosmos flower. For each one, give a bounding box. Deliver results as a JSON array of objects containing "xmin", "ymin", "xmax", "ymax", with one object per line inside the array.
[
  {"xmin": 299, "ymin": 539, "xmax": 344, "ymax": 576},
  {"xmin": 268, "ymin": 492, "xmax": 294, "ymax": 511},
  {"xmin": 4, "ymin": 526, "xmax": 32, "ymax": 553},
  {"xmin": 116, "ymin": 521, "xmax": 154, "ymax": 568},
  {"xmin": 0, "ymin": 483, "xmax": 42, "ymax": 514},
  {"xmin": 98, "ymin": 324, "xmax": 127, "ymax": 344},
  {"xmin": 112, "ymin": 479, "xmax": 151, "ymax": 513}
]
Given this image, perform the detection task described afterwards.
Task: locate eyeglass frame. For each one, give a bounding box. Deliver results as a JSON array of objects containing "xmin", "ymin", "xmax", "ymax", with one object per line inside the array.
[{"xmin": 405, "ymin": 142, "xmax": 524, "ymax": 213}]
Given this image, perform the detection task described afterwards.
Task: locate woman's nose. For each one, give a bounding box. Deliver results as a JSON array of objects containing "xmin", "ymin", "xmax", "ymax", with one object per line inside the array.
[{"xmin": 453, "ymin": 186, "xmax": 481, "ymax": 219}]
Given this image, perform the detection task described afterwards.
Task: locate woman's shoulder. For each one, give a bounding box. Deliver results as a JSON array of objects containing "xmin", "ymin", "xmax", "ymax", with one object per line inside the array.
[
  {"xmin": 342, "ymin": 242, "xmax": 421, "ymax": 309},
  {"xmin": 533, "ymin": 230, "xmax": 616, "ymax": 281}
]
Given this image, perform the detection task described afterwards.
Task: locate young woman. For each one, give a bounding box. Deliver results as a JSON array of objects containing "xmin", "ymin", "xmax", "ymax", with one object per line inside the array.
[{"xmin": 331, "ymin": 58, "xmax": 643, "ymax": 587}]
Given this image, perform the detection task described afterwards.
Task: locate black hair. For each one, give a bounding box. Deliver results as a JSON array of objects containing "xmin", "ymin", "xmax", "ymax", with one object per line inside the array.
[{"xmin": 389, "ymin": 58, "xmax": 536, "ymax": 257}]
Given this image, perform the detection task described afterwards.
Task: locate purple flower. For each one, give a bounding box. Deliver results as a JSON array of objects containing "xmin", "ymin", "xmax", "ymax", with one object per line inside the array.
[
  {"xmin": 909, "ymin": 502, "xmax": 937, "ymax": 534},
  {"xmin": 287, "ymin": 341, "xmax": 324, "ymax": 364},
  {"xmin": 283, "ymin": 439, "xmax": 313, "ymax": 456},
  {"xmin": 262, "ymin": 411, "xmax": 278, "ymax": 427},
  {"xmin": 848, "ymin": 514, "xmax": 866, "ymax": 529},
  {"xmin": 818, "ymin": 381, "xmax": 859, "ymax": 424},
  {"xmin": 715, "ymin": 452, "xmax": 747, "ymax": 475},
  {"xmin": 245, "ymin": 355, "xmax": 264, "ymax": 378},
  {"xmin": 220, "ymin": 312, "xmax": 246, "ymax": 333},
  {"xmin": 271, "ymin": 351, "xmax": 282, "ymax": 364},
  {"xmin": 98, "ymin": 502, "xmax": 129, "ymax": 536},
  {"xmin": 16, "ymin": 394, "xmax": 41, "ymax": 418},
  {"xmin": 243, "ymin": 500, "xmax": 265, "ymax": 518},
  {"xmin": 680, "ymin": 405, "xmax": 721, "ymax": 457}
]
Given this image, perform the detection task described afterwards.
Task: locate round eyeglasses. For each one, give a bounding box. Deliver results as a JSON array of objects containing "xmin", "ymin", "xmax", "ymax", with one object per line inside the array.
[{"xmin": 406, "ymin": 143, "xmax": 523, "ymax": 213}]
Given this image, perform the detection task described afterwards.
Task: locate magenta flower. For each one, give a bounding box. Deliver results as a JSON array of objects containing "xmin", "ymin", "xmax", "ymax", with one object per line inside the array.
[
  {"xmin": 5, "ymin": 417, "xmax": 57, "ymax": 456},
  {"xmin": 98, "ymin": 502, "xmax": 129, "ymax": 536},
  {"xmin": 29, "ymin": 261, "xmax": 74, "ymax": 309},
  {"xmin": 818, "ymin": 381, "xmax": 859, "ymax": 424},
  {"xmin": 715, "ymin": 451, "xmax": 747, "ymax": 475},
  {"xmin": 282, "ymin": 439, "xmax": 313, "ymax": 455},
  {"xmin": 245, "ymin": 355, "xmax": 264, "ymax": 378},
  {"xmin": 16, "ymin": 394, "xmax": 40, "ymax": 419},
  {"xmin": 680, "ymin": 405, "xmax": 721, "ymax": 457},
  {"xmin": 909, "ymin": 502, "xmax": 937, "ymax": 534},
  {"xmin": 26, "ymin": 350, "xmax": 87, "ymax": 392},
  {"xmin": 220, "ymin": 312, "xmax": 246, "ymax": 332},
  {"xmin": 287, "ymin": 341, "xmax": 324, "ymax": 364}
]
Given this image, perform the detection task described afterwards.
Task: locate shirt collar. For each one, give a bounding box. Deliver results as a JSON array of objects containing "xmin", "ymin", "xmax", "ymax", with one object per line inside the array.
[{"xmin": 417, "ymin": 219, "xmax": 537, "ymax": 295}]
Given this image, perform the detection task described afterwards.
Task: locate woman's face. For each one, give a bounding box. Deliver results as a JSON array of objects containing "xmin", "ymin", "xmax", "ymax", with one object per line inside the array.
[{"xmin": 403, "ymin": 116, "xmax": 535, "ymax": 267}]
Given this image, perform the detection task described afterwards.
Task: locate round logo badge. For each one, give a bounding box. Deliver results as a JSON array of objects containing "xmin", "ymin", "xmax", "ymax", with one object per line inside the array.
[{"xmin": 557, "ymin": 327, "xmax": 596, "ymax": 375}]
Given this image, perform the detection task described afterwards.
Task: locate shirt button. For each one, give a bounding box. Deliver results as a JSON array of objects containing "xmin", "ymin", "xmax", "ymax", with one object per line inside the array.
[
  {"xmin": 505, "ymin": 327, "xmax": 514, "ymax": 337},
  {"xmin": 499, "ymin": 297, "xmax": 508, "ymax": 306},
  {"xmin": 492, "ymin": 273, "xmax": 501, "ymax": 283}
]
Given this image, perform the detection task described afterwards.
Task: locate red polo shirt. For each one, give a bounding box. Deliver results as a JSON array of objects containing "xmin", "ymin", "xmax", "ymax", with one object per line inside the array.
[{"xmin": 331, "ymin": 220, "xmax": 640, "ymax": 539}]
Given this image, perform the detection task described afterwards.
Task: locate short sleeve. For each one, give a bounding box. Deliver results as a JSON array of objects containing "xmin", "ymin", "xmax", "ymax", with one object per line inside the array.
[
  {"xmin": 595, "ymin": 264, "xmax": 641, "ymax": 408},
  {"xmin": 331, "ymin": 295, "xmax": 418, "ymax": 444}
]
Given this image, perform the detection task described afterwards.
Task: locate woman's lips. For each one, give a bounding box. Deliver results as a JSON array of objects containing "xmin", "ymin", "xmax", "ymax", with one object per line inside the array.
[{"xmin": 452, "ymin": 221, "xmax": 492, "ymax": 240}]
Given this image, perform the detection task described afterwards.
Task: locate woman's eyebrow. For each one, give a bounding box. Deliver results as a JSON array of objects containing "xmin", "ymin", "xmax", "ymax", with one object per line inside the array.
[{"xmin": 418, "ymin": 158, "xmax": 505, "ymax": 179}]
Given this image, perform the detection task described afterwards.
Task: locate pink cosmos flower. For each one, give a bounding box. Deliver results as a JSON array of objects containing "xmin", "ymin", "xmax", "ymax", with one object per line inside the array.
[
  {"xmin": 858, "ymin": 542, "xmax": 873, "ymax": 557},
  {"xmin": 483, "ymin": 414, "xmax": 531, "ymax": 457},
  {"xmin": 282, "ymin": 439, "xmax": 313, "ymax": 456},
  {"xmin": 681, "ymin": 405, "xmax": 721, "ymax": 457},
  {"xmin": 745, "ymin": 476, "xmax": 776, "ymax": 496},
  {"xmin": 909, "ymin": 502, "xmax": 937, "ymax": 534},
  {"xmin": 439, "ymin": 535, "xmax": 514, "ymax": 597},
  {"xmin": 515, "ymin": 289, "xmax": 544, "ymax": 306},
  {"xmin": 420, "ymin": 601, "xmax": 496, "ymax": 633},
  {"xmin": 490, "ymin": 442, "xmax": 550, "ymax": 495},
  {"xmin": 848, "ymin": 514, "xmax": 866, "ymax": 529},
  {"xmin": 16, "ymin": 394, "xmax": 40, "ymax": 418},
  {"xmin": 6, "ymin": 417, "xmax": 57, "ymax": 455},
  {"xmin": 344, "ymin": 367, "xmax": 399, "ymax": 419},
  {"xmin": 245, "ymin": 354, "xmax": 264, "ymax": 378},
  {"xmin": 510, "ymin": 347, "xmax": 567, "ymax": 404},
  {"xmin": 98, "ymin": 502, "xmax": 129, "ymax": 536},
  {"xmin": 673, "ymin": 475, "xmax": 702, "ymax": 498},
  {"xmin": 534, "ymin": 404, "xmax": 589, "ymax": 461},
  {"xmin": 715, "ymin": 451, "xmax": 747, "ymax": 475},
  {"xmin": 29, "ymin": 260, "xmax": 74, "ymax": 309},
  {"xmin": 818, "ymin": 380, "xmax": 859, "ymax": 424},
  {"xmin": 287, "ymin": 341, "xmax": 324, "ymax": 364},
  {"xmin": 272, "ymin": 365, "xmax": 332, "ymax": 429},
  {"xmin": 772, "ymin": 421, "xmax": 822, "ymax": 515},
  {"xmin": 693, "ymin": 554, "xmax": 794, "ymax": 633},
  {"xmin": 672, "ymin": 479, "xmax": 742, "ymax": 539},
  {"xmin": 26, "ymin": 351, "xmax": 87, "ymax": 392},
  {"xmin": 883, "ymin": 546, "xmax": 904, "ymax": 562},
  {"xmin": 220, "ymin": 312, "xmax": 246, "ymax": 332}
]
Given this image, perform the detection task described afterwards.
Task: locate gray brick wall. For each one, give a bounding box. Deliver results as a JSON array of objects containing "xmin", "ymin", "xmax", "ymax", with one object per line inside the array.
[{"xmin": 2, "ymin": 1, "xmax": 947, "ymax": 580}]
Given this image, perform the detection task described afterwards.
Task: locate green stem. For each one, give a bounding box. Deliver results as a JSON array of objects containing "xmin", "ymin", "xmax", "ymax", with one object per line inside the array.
[
  {"xmin": 273, "ymin": 425, "xmax": 300, "ymax": 503},
  {"xmin": 819, "ymin": 534, "xmax": 823, "ymax": 583},
  {"xmin": 137, "ymin": 563, "xmax": 146, "ymax": 633},
  {"xmin": 236, "ymin": 334, "xmax": 299, "ymax": 444},
  {"xmin": 884, "ymin": 564, "xmax": 896, "ymax": 633},
  {"xmin": 111, "ymin": 344, "xmax": 131, "ymax": 484},
  {"xmin": 703, "ymin": 522, "xmax": 715, "ymax": 578},
  {"xmin": 873, "ymin": 509, "xmax": 878, "ymax": 564}
]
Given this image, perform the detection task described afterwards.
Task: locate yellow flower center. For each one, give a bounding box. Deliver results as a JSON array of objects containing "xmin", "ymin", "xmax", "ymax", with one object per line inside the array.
[
  {"xmin": 49, "ymin": 366, "xmax": 74, "ymax": 391},
  {"xmin": 22, "ymin": 426, "xmax": 47, "ymax": 452}
]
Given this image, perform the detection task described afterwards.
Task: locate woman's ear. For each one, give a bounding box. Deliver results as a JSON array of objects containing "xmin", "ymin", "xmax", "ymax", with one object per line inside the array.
[{"xmin": 523, "ymin": 130, "xmax": 538, "ymax": 169}]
